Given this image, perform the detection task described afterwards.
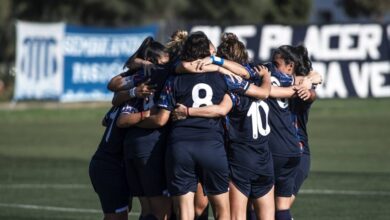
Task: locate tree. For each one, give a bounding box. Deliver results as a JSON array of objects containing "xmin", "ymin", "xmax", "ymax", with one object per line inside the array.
[
  {"xmin": 338, "ymin": 0, "xmax": 390, "ymax": 21},
  {"xmin": 179, "ymin": 0, "xmax": 312, "ymax": 25}
]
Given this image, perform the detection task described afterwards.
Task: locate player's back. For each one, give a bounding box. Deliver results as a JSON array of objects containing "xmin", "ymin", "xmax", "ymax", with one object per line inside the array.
[
  {"xmin": 265, "ymin": 63, "xmax": 300, "ymax": 157},
  {"xmin": 93, "ymin": 106, "xmax": 127, "ymax": 163},
  {"xmin": 170, "ymin": 72, "xmax": 227, "ymax": 142}
]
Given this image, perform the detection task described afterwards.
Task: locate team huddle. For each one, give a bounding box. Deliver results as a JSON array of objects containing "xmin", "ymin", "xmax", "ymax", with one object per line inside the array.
[{"xmin": 89, "ymin": 30, "xmax": 322, "ymax": 220}]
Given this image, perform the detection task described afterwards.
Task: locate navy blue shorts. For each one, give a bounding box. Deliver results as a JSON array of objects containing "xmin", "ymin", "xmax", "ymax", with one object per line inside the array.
[
  {"xmin": 125, "ymin": 150, "xmax": 167, "ymax": 197},
  {"xmin": 293, "ymin": 153, "xmax": 310, "ymax": 195},
  {"xmin": 228, "ymin": 142, "xmax": 274, "ymax": 199},
  {"xmin": 124, "ymin": 130, "xmax": 167, "ymax": 197},
  {"xmin": 166, "ymin": 140, "xmax": 229, "ymax": 196},
  {"xmin": 272, "ymin": 155, "xmax": 301, "ymax": 197},
  {"xmin": 89, "ymin": 158, "xmax": 130, "ymax": 214}
]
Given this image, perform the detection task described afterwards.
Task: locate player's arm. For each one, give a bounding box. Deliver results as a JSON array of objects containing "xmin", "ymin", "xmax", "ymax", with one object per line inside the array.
[
  {"xmin": 107, "ymin": 59, "xmax": 155, "ymax": 92},
  {"xmin": 135, "ymin": 75, "xmax": 175, "ymax": 128},
  {"xmin": 111, "ymin": 80, "xmax": 156, "ymax": 107},
  {"xmin": 270, "ymin": 75, "xmax": 313, "ymax": 99},
  {"xmin": 176, "ymin": 58, "xmax": 247, "ymax": 80},
  {"xmin": 116, "ymin": 103, "xmax": 151, "ymax": 128},
  {"xmin": 136, "ymin": 108, "xmax": 171, "ymax": 128},
  {"xmin": 194, "ymin": 56, "xmax": 250, "ymax": 79},
  {"xmin": 172, "ymin": 94, "xmax": 233, "ymax": 120},
  {"xmin": 116, "ymin": 110, "xmax": 151, "ymax": 128},
  {"xmin": 244, "ymin": 65, "xmax": 271, "ymax": 100}
]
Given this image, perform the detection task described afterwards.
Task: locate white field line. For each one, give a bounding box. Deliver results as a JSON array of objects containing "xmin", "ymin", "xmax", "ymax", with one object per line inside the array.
[
  {"xmin": 300, "ymin": 189, "xmax": 390, "ymax": 196},
  {"xmin": 0, "ymin": 203, "xmax": 139, "ymax": 216},
  {"xmin": 0, "ymin": 184, "xmax": 89, "ymax": 189},
  {"xmin": 0, "ymin": 203, "xmax": 214, "ymax": 219},
  {"xmin": 1, "ymin": 184, "xmax": 390, "ymax": 196}
]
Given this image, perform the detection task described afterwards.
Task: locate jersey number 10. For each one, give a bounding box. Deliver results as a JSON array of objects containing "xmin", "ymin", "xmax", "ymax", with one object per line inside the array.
[{"xmin": 247, "ymin": 100, "xmax": 271, "ymax": 139}]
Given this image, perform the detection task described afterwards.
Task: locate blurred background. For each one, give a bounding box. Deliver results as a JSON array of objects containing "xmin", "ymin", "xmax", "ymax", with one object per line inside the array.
[{"xmin": 0, "ymin": 0, "xmax": 390, "ymax": 219}]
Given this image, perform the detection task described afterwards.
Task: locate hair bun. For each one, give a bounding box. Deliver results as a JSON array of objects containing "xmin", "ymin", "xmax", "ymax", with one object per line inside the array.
[
  {"xmin": 221, "ymin": 32, "xmax": 238, "ymax": 42},
  {"xmin": 171, "ymin": 30, "xmax": 188, "ymax": 42}
]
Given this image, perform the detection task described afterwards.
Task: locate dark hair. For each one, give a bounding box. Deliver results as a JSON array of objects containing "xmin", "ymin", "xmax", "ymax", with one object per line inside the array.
[
  {"xmin": 180, "ymin": 31, "xmax": 211, "ymax": 62},
  {"xmin": 166, "ymin": 30, "xmax": 188, "ymax": 61},
  {"xmin": 294, "ymin": 45, "xmax": 312, "ymax": 76},
  {"xmin": 217, "ymin": 32, "xmax": 248, "ymax": 64},
  {"xmin": 124, "ymin": 37, "xmax": 166, "ymax": 69},
  {"xmin": 271, "ymin": 45, "xmax": 312, "ymax": 75}
]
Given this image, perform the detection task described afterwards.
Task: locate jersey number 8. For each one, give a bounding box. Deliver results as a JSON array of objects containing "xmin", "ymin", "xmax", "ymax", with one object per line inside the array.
[{"xmin": 192, "ymin": 83, "xmax": 214, "ymax": 107}]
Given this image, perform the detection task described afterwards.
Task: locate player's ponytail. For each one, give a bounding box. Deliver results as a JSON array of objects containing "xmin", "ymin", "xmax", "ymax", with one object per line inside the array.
[
  {"xmin": 123, "ymin": 37, "xmax": 167, "ymax": 71},
  {"xmin": 166, "ymin": 30, "xmax": 188, "ymax": 61},
  {"xmin": 143, "ymin": 41, "xmax": 167, "ymax": 64},
  {"xmin": 217, "ymin": 32, "xmax": 248, "ymax": 64},
  {"xmin": 123, "ymin": 36, "xmax": 154, "ymax": 69},
  {"xmin": 221, "ymin": 32, "xmax": 238, "ymax": 42}
]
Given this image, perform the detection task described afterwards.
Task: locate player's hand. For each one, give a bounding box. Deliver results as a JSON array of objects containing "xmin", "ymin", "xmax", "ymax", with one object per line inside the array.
[
  {"xmin": 254, "ymin": 65, "xmax": 269, "ymax": 78},
  {"xmin": 307, "ymin": 70, "xmax": 323, "ymax": 85},
  {"xmin": 172, "ymin": 103, "xmax": 188, "ymax": 121},
  {"xmin": 143, "ymin": 61, "xmax": 156, "ymax": 77},
  {"xmin": 135, "ymin": 79, "xmax": 157, "ymax": 98},
  {"xmin": 299, "ymin": 77, "xmax": 313, "ymax": 90},
  {"xmin": 296, "ymin": 86, "xmax": 311, "ymax": 101},
  {"xmin": 192, "ymin": 57, "xmax": 213, "ymax": 71}
]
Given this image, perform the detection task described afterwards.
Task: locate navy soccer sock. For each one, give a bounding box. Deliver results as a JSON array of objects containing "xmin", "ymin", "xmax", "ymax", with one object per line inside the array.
[{"xmin": 275, "ymin": 209, "xmax": 292, "ymax": 220}]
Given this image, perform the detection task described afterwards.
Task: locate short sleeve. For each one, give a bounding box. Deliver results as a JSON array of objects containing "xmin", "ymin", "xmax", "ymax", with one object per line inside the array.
[{"xmin": 157, "ymin": 76, "xmax": 176, "ymax": 111}]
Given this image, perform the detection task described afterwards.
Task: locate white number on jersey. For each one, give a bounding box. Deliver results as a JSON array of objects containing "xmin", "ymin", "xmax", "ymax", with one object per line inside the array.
[
  {"xmin": 247, "ymin": 100, "xmax": 271, "ymax": 139},
  {"xmin": 192, "ymin": 83, "xmax": 213, "ymax": 107},
  {"xmin": 105, "ymin": 107, "xmax": 120, "ymax": 142},
  {"xmin": 271, "ymin": 76, "xmax": 289, "ymax": 109}
]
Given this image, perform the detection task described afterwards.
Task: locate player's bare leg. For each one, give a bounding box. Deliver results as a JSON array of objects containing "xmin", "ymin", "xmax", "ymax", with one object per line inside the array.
[
  {"xmin": 275, "ymin": 196, "xmax": 292, "ymax": 220},
  {"xmin": 252, "ymin": 186, "xmax": 275, "ymax": 220},
  {"xmin": 208, "ymin": 191, "xmax": 230, "ymax": 220},
  {"xmin": 290, "ymin": 194, "xmax": 296, "ymax": 206},
  {"xmin": 229, "ymin": 182, "xmax": 248, "ymax": 220},
  {"xmin": 173, "ymin": 192, "xmax": 195, "ymax": 220},
  {"xmin": 194, "ymin": 182, "xmax": 209, "ymax": 219}
]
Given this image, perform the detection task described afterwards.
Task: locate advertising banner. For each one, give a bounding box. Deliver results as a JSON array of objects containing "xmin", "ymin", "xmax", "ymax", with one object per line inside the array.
[
  {"xmin": 61, "ymin": 25, "xmax": 157, "ymax": 102},
  {"xmin": 14, "ymin": 21, "xmax": 65, "ymax": 100},
  {"xmin": 190, "ymin": 24, "xmax": 390, "ymax": 98},
  {"xmin": 14, "ymin": 22, "xmax": 158, "ymax": 102}
]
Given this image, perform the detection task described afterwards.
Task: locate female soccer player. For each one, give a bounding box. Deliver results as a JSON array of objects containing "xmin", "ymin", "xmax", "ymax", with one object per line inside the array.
[
  {"xmin": 289, "ymin": 48, "xmax": 322, "ymax": 209},
  {"xmin": 135, "ymin": 31, "xmax": 233, "ymax": 220},
  {"xmin": 89, "ymin": 83, "xmax": 154, "ymax": 220},
  {"xmin": 116, "ymin": 39, "xmax": 173, "ymax": 220},
  {"xmin": 105, "ymin": 36, "xmax": 172, "ymax": 220},
  {"xmin": 89, "ymin": 106, "xmax": 132, "ymax": 220},
  {"xmin": 265, "ymin": 45, "xmax": 314, "ymax": 220},
  {"xmin": 172, "ymin": 33, "xmax": 275, "ymax": 220}
]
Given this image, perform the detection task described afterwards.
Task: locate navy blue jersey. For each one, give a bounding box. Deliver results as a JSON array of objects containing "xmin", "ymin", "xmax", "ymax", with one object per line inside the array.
[
  {"xmin": 121, "ymin": 65, "xmax": 172, "ymax": 159},
  {"xmin": 124, "ymin": 65, "xmax": 172, "ymax": 111},
  {"xmin": 290, "ymin": 96, "xmax": 313, "ymax": 155},
  {"xmin": 265, "ymin": 63, "xmax": 300, "ymax": 157},
  {"xmin": 93, "ymin": 105, "xmax": 133, "ymax": 162},
  {"xmin": 158, "ymin": 72, "xmax": 228, "ymax": 142},
  {"xmin": 227, "ymin": 67, "xmax": 270, "ymax": 145}
]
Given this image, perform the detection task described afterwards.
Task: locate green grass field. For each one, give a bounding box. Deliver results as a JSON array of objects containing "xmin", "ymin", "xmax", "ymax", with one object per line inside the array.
[{"xmin": 0, "ymin": 98, "xmax": 390, "ymax": 220}]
